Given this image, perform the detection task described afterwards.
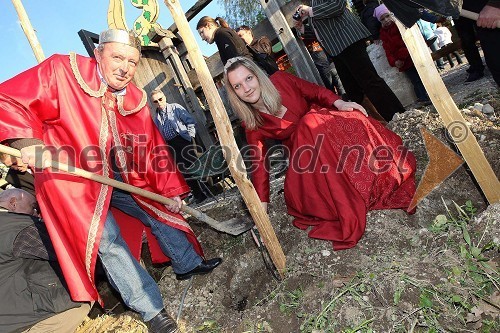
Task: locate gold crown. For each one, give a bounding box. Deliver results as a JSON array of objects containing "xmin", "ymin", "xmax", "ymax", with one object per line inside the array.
[{"xmin": 98, "ymin": 29, "xmax": 141, "ymax": 51}]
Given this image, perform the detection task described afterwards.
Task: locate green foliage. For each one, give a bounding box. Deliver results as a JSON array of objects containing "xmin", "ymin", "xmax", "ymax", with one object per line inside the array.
[
  {"xmin": 196, "ymin": 320, "xmax": 221, "ymax": 332},
  {"xmin": 299, "ymin": 277, "xmax": 374, "ymax": 332},
  {"xmin": 279, "ymin": 287, "xmax": 303, "ymax": 315},
  {"xmin": 217, "ymin": 0, "xmax": 265, "ymax": 28}
]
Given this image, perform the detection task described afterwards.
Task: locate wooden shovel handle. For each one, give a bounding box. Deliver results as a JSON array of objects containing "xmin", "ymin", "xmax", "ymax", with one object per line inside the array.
[
  {"xmin": 0, "ymin": 144, "xmax": 207, "ymax": 219},
  {"xmin": 461, "ymin": 9, "xmax": 500, "ymax": 28}
]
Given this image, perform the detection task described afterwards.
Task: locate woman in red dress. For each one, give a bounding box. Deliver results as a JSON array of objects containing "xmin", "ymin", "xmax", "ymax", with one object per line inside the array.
[{"xmin": 224, "ymin": 57, "xmax": 416, "ymax": 250}]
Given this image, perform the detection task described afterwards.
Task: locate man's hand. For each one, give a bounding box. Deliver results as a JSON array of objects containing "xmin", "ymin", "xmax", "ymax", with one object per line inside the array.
[
  {"xmin": 187, "ymin": 126, "xmax": 196, "ymax": 138},
  {"xmin": 296, "ymin": 5, "xmax": 313, "ymax": 18},
  {"xmin": 20, "ymin": 144, "xmax": 52, "ymax": 169},
  {"xmin": 165, "ymin": 195, "xmax": 182, "ymax": 214},
  {"xmin": 333, "ymin": 100, "xmax": 368, "ymax": 116},
  {"xmin": 477, "ymin": 5, "xmax": 500, "ymax": 29}
]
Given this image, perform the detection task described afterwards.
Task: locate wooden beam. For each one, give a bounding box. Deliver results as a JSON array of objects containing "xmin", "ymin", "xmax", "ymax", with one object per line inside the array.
[
  {"xmin": 259, "ymin": 0, "xmax": 323, "ymax": 85},
  {"xmin": 11, "ymin": 0, "xmax": 45, "ymax": 63},
  {"xmin": 396, "ymin": 21, "xmax": 500, "ymax": 204},
  {"xmin": 163, "ymin": 0, "xmax": 286, "ymax": 277},
  {"xmin": 167, "ymin": 0, "xmax": 213, "ymax": 34},
  {"xmin": 149, "ymin": 25, "xmax": 214, "ymax": 148}
]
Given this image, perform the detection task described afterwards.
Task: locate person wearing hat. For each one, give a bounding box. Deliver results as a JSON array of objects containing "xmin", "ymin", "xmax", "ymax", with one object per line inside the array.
[
  {"xmin": 374, "ymin": 4, "xmax": 431, "ymax": 105},
  {"xmin": 0, "ymin": 28, "xmax": 222, "ymax": 333}
]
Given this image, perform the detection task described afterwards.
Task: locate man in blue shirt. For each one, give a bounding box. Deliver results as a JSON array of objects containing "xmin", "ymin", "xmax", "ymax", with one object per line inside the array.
[{"xmin": 151, "ymin": 89, "xmax": 207, "ymax": 204}]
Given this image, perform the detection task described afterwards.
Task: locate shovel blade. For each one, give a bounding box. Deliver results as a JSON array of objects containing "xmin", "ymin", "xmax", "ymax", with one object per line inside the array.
[{"xmin": 209, "ymin": 216, "xmax": 254, "ymax": 236}]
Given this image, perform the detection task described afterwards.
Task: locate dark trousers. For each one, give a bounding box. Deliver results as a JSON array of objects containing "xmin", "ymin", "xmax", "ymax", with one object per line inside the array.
[
  {"xmin": 167, "ymin": 135, "xmax": 206, "ymax": 200},
  {"xmin": 404, "ymin": 67, "xmax": 429, "ymax": 101},
  {"xmin": 310, "ymin": 50, "xmax": 346, "ymax": 96},
  {"xmin": 446, "ymin": 51, "xmax": 463, "ymax": 67},
  {"xmin": 477, "ymin": 26, "xmax": 500, "ymax": 86},
  {"xmin": 311, "ymin": 50, "xmax": 334, "ymax": 91},
  {"xmin": 332, "ymin": 39, "xmax": 405, "ymax": 121},
  {"xmin": 454, "ymin": 17, "xmax": 484, "ymax": 73},
  {"xmin": 455, "ymin": 17, "xmax": 500, "ymax": 86}
]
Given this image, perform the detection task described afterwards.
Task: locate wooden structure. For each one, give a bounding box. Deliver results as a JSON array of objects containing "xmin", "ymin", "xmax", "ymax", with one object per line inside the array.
[
  {"xmin": 397, "ymin": 21, "xmax": 500, "ymax": 204},
  {"xmin": 164, "ymin": 0, "xmax": 287, "ymax": 277},
  {"xmin": 11, "ymin": 0, "xmax": 45, "ymax": 63}
]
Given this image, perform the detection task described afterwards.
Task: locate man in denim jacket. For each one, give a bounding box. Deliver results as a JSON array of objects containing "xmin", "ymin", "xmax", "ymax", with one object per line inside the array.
[{"xmin": 151, "ymin": 89, "xmax": 207, "ymax": 204}]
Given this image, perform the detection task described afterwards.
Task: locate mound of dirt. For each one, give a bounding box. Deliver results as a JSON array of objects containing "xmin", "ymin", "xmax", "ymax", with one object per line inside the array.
[{"xmin": 78, "ymin": 62, "xmax": 499, "ymax": 333}]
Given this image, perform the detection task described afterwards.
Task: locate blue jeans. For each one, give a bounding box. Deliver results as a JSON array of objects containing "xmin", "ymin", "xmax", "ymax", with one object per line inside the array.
[{"xmin": 98, "ymin": 176, "xmax": 202, "ymax": 321}]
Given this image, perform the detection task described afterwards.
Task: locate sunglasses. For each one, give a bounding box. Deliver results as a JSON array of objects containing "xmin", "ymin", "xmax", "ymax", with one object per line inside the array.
[{"xmin": 152, "ymin": 97, "xmax": 164, "ymax": 104}]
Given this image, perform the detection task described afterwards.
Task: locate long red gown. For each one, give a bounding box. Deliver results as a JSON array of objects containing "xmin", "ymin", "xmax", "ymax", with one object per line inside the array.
[
  {"xmin": 0, "ymin": 54, "xmax": 203, "ymax": 302},
  {"xmin": 246, "ymin": 71, "xmax": 416, "ymax": 250}
]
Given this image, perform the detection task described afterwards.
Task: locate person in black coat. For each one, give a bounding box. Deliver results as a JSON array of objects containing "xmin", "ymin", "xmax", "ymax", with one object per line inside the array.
[
  {"xmin": 196, "ymin": 16, "xmax": 252, "ymax": 65},
  {"xmin": 0, "ymin": 206, "xmax": 90, "ymax": 332},
  {"xmin": 360, "ymin": 0, "xmax": 382, "ymax": 41}
]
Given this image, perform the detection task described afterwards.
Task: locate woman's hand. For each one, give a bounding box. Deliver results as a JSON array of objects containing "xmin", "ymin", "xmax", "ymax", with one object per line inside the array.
[
  {"xmin": 165, "ymin": 196, "xmax": 182, "ymax": 214},
  {"xmin": 333, "ymin": 100, "xmax": 368, "ymax": 117}
]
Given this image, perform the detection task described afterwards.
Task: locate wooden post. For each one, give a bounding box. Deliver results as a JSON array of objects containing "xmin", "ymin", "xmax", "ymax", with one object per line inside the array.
[
  {"xmin": 259, "ymin": 0, "xmax": 323, "ymax": 85},
  {"xmin": 163, "ymin": 0, "xmax": 286, "ymax": 276},
  {"xmin": 11, "ymin": 0, "xmax": 45, "ymax": 63},
  {"xmin": 396, "ymin": 21, "xmax": 500, "ymax": 204},
  {"xmin": 149, "ymin": 25, "xmax": 214, "ymax": 148}
]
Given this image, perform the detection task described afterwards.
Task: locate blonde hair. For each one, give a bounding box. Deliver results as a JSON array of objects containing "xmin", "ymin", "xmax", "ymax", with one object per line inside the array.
[{"xmin": 224, "ymin": 57, "xmax": 281, "ymax": 130}]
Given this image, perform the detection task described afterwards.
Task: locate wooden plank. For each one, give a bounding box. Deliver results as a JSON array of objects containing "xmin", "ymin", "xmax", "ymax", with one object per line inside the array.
[
  {"xmin": 167, "ymin": 0, "xmax": 213, "ymax": 34},
  {"xmin": 11, "ymin": 0, "xmax": 45, "ymax": 63},
  {"xmin": 259, "ymin": 0, "xmax": 323, "ymax": 85},
  {"xmin": 396, "ymin": 21, "xmax": 500, "ymax": 204},
  {"xmin": 164, "ymin": 0, "xmax": 286, "ymax": 277}
]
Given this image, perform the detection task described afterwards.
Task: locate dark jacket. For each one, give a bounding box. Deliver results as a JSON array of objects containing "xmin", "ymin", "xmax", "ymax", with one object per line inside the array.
[
  {"xmin": 213, "ymin": 27, "xmax": 252, "ymax": 65},
  {"xmin": 0, "ymin": 213, "xmax": 80, "ymax": 332},
  {"xmin": 250, "ymin": 36, "xmax": 273, "ymax": 56},
  {"xmin": 360, "ymin": 0, "xmax": 382, "ymax": 40},
  {"xmin": 3, "ymin": 169, "xmax": 35, "ymax": 196},
  {"xmin": 310, "ymin": 0, "xmax": 370, "ymax": 57}
]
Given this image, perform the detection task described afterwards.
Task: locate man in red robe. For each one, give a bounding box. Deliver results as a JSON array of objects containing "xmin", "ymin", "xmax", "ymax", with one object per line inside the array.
[{"xmin": 0, "ymin": 29, "xmax": 220, "ymax": 332}]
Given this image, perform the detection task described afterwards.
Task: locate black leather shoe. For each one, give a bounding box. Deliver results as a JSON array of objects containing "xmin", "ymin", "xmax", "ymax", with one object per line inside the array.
[
  {"xmin": 465, "ymin": 71, "xmax": 484, "ymax": 83},
  {"xmin": 176, "ymin": 258, "xmax": 222, "ymax": 280},
  {"xmin": 147, "ymin": 309, "xmax": 178, "ymax": 333}
]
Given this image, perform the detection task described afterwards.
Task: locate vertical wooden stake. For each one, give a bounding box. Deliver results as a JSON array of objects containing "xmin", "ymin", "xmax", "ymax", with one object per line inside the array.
[
  {"xmin": 397, "ymin": 21, "xmax": 500, "ymax": 204},
  {"xmin": 11, "ymin": 0, "xmax": 45, "ymax": 63},
  {"xmin": 163, "ymin": 0, "xmax": 286, "ymax": 277}
]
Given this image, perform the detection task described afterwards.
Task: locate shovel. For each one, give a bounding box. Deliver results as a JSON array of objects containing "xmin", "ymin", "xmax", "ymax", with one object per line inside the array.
[{"xmin": 0, "ymin": 144, "xmax": 253, "ymax": 235}]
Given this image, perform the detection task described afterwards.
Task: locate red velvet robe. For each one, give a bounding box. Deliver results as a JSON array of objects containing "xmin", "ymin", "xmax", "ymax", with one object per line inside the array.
[
  {"xmin": 0, "ymin": 53, "xmax": 203, "ymax": 302},
  {"xmin": 246, "ymin": 71, "xmax": 416, "ymax": 250}
]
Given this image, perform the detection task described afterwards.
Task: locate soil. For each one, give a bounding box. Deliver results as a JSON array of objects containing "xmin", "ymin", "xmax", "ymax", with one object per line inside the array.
[{"xmin": 76, "ymin": 62, "xmax": 500, "ymax": 333}]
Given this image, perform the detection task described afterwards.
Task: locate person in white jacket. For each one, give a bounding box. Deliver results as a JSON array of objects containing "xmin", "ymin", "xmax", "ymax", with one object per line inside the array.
[{"xmin": 434, "ymin": 22, "xmax": 464, "ymax": 68}]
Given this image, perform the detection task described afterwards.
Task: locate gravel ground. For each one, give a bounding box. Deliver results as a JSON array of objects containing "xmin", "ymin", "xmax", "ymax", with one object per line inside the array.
[{"xmin": 76, "ymin": 61, "xmax": 499, "ymax": 333}]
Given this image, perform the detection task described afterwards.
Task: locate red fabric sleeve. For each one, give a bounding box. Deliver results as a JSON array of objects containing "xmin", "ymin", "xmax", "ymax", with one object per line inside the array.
[
  {"xmin": 277, "ymin": 71, "xmax": 339, "ymax": 107},
  {"xmin": 0, "ymin": 55, "xmax": 62, "ymax": 143},
  {"xmin": 245, "ymin": 128, "xmax": 270, "ymax": 202}
]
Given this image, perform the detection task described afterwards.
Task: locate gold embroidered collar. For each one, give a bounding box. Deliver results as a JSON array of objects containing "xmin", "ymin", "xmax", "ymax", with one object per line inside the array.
[{"xmin": 69, "ymin": 52, "xmax": 147, "ymax": 115}]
